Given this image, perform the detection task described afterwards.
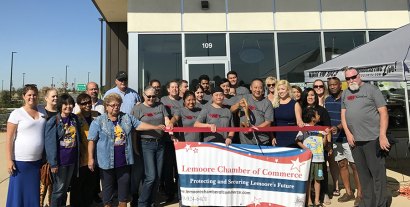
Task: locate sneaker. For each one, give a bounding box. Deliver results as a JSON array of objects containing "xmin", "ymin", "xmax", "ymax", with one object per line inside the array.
[
  {"xmin": 338, "ymin": 193, "xmax": 355, "ymax": 202},
  {"xmin": 353, "ymin": 197, "xmax": 361, "ymax": 206}
]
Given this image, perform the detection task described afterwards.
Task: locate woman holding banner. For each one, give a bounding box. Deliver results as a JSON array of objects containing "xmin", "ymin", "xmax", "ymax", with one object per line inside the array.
[
  {"xmin": 168, "ymin": 91, "xmax": 202, "ymax": 142},
  {"xmin": 272, "ymin": 80, "xmax": 303, "ymax": 147},
  {"xmin": 194, "ymin": 84, "xmax": 208, "ymax": 109},
  {"xmin": 299, "ymin": 88, "xmax": 332, "ymax": 205},
  {"xmin": 194, "ymin": 86, "xmax": 235, "ymax": 145},
  {"xmin": 131, "ymin": 86, "xmax": 171, "ymax": 207}
]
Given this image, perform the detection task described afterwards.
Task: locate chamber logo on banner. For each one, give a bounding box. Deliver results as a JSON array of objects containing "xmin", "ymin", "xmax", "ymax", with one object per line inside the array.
[{"xmin": 175, "ymin": 142, "xmax": 312, "ymax": 207}]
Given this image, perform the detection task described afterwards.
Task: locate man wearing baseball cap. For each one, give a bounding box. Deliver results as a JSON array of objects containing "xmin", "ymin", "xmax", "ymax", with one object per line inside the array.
[{"xmin": 104, "ymin": 71, "xmax": 141, "ymax": 114}]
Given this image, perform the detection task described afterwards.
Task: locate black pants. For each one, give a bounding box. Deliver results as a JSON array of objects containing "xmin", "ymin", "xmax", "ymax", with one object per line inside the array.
[
  {"xmin": 162, "ymin": 141, "xmax": 177, "ymax": 198},
  {"xmin": 100, "ymin": 165, "xmax": 131, "ymax": 205},
  {"xmin": 70, "ymin": 166, "xmax": 99, "ymax": 207},
  {"xmin": 352, "ymin": 140, "xmax": 387, "ymax": 207}
]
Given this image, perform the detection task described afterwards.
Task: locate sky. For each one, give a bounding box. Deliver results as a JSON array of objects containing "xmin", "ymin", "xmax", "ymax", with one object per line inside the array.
[{"xmin": 0, "ymin": 0, "xmax": 103, "ymax": 90}]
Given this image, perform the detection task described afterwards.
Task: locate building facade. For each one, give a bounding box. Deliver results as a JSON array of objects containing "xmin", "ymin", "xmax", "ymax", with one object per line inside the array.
[{"xmin": 93, "ymin": 0, "xmax": 410, "ymax": 91}]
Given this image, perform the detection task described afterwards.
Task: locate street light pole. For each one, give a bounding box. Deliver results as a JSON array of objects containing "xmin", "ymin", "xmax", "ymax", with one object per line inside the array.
[
  {"xmin": 99, "ymin": 18, "xmax": 104, "ymax": 91},
  {"xmin": 22, "ymin": 73, "xmax": 25, "ymax": 88},
  {"xmin": 10, "ymin": 51, "xmax": 17, "ymax": 101},
  {"xmin": 88, "ymin": 72, "xmax": 90, "ymax": 83},
  {"xmin": 65, "ymin": 65, "xmax": 69, "ymax": 93},
  {"xmin": 51, "ymin": 77, "xmax": 54, "ymax": 88},
  {"xmin": 2, "ymin": 80, "xmax": 3, "ymax": 92}
]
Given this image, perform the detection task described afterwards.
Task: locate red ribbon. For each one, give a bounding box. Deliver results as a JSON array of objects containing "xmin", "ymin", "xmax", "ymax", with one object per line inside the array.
[{"xmin": 165, "ymin": 126, "xmax": 329, "ymax": 133}]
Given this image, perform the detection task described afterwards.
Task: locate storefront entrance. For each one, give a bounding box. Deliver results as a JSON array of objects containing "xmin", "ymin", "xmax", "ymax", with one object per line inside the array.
[{"xmin": 184, "ymin": 57, "xmax": 229, "ymax": 89}]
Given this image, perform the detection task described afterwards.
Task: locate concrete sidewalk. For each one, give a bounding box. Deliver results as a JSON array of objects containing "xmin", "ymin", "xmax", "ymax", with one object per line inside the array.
[{"xmin": 1, "ymin": 132, "xmax": 409, "ymax": 207}]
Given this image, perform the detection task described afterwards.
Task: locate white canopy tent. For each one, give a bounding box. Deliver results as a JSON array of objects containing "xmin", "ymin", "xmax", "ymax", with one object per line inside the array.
[{"xmin": 304, "ymin": 23, "xmax": 410, "ymax": 144}]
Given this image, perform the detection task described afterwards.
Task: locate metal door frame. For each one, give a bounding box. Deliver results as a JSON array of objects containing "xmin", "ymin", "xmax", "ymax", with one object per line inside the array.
[{"xmin": 183, "ymin": 56, "xmax": 229, "ymax": 81}]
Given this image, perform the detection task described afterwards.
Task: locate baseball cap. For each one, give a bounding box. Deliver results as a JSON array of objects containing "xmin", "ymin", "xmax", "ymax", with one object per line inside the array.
[{"xmin": 116, "ymin": 71, "xmax": 128, "ymax": 81}]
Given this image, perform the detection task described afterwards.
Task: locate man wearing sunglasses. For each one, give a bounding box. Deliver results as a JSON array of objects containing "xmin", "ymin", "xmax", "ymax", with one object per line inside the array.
[
  {"xmin": 104, "ymin": 71, "xmax": 142, "ymax": 114},
  {"xmin": 341, "ymin": 67, "xmax": 391, "ymax": 207}
]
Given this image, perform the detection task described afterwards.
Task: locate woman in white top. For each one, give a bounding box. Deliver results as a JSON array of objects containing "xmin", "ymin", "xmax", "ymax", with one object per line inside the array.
[{"xmin": 6, "ymin": 84, "xmax": 47, "ymax": 207}]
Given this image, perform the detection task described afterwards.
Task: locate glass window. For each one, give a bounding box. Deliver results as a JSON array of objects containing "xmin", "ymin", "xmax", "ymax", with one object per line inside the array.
[
  {"xmin": 185, "ymin": 34, "xmax": 226, "ymax": 57},
  {"xmin": 277, "ymin": 32, "xmax": 322, "ymax": 83},
  {"xmin": 230, "ymin": 33, "xmax": 276, "ymax": 85},
  {"xmin": 369, "ymin": 31, "xmax": 390, "ymax": 41},
  {"xmin": 138, "ymin": 34, "xmax": 182, "ymax": 93},
  {"xmin": 324, "ymin": 31, "xmax": 366, "ymax": 61},
  {"xmin": 188, "ymin": 64, "xmax": 226, "ymax": 89}
]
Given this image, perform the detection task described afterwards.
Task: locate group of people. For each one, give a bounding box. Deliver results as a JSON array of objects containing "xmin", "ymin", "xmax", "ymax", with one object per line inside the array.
[{"xmin": 6, "ymin": 67, "xmax": 390, "ymax": 207}]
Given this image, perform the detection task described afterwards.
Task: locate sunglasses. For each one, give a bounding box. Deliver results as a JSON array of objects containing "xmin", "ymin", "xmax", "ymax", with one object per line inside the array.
[
  {"xmin": 266, "ymin": 84, "xmax": 275, "ymax": 87},
  {"xmin": 313, "ymin": 85, "xmax": 324, "ymax": 89},
  {"xmin": 144, "ymin": 93, "xmax": 156, "ymax": 99},
  {"xmin": 80, "ymin": 100, "xmax": 92, "ymax": 105},
  {"xmin": 345, "ymin": 74, "xmax": 359, "ymax": 81}
]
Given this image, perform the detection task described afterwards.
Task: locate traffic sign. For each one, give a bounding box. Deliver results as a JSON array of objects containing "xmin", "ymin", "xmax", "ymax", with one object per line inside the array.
[{"xmin": 76, "ymin": 84, "xmax": 86, "ymax": 91}]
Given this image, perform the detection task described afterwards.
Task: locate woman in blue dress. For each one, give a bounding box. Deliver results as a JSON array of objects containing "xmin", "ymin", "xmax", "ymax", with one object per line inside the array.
[{"xmin": 272, "ymin": 80, "xmax": 302, "ymax": 147}]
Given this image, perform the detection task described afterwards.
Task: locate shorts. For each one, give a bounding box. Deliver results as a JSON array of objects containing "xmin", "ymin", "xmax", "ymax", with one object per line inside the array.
[
  {"xmin": 309, "ymin": 162, "xmax": 324, "ymax": 181},
  {"xmin": 333, "ymin": 142, "xmax": 355, "ymax": 163}
]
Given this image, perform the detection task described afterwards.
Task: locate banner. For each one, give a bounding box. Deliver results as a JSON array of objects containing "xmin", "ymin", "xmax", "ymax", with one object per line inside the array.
[
  {"xmin": 175, "ymin": 142, "xmax": 312, "ymax": 207},
  {"xmin": 166, "ymin": 126, "xmax": 328, "ymax": 133},
  {"xmin": 304, "ymin": 63, "xmax": 404, "ymax": 82}
]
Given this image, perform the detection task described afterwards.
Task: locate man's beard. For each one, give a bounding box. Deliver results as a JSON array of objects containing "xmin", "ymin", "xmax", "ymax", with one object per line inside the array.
[{"xmin": 349, "ymin": 82, "xmax": 360, "ymax": 91}]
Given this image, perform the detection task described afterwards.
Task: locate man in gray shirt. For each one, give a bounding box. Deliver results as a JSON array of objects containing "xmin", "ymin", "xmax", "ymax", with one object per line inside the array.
[
  {"xmin": 231, "ymin": 78, "xmax": 274, "ymax": 145},
  {"xmin": 341, "ymin": 67, "xmax": 390, "ymax": 207},
  {"xmin": 227, "ymin": 70, "xmax": 249, "ymax": 96}
]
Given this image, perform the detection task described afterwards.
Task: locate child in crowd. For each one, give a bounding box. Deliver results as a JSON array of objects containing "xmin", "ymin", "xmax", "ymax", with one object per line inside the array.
[{"xmin": 296, "ymin": 107, "xmax": 329, "ymax": 207}]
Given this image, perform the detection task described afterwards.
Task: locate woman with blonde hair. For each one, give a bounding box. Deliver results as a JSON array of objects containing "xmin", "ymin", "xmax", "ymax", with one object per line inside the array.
[
  {"xmin": 272, "ymin": 80, "xmax": 302, "ymax": 147},
  {"xmin": 40, "ymin": 87, "xmax": 59, "ymax": 206},
  {"xmin": 265, "ymin": 76, "xmax": 277, "ymax": 104}
]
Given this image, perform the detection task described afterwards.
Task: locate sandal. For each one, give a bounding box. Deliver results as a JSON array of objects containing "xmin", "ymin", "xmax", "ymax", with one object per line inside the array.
[
  {"xmin": 315, "ymin": 203, "xmax": 325, "ymax": 207},
  {"xmin": 333, "ymin": 189, "xmax": 340, "ymax": 196}
]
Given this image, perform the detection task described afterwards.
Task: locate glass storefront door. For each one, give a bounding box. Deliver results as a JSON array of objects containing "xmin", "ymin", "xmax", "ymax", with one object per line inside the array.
[{"xmin": 184, "ymin": 58, "xmax": 229, "ymax": 89}]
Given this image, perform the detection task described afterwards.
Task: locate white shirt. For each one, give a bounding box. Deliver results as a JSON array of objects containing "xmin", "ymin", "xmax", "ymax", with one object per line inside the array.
[{"xmin": 8, "ymin": 107, "xmax": 47, "ymax": 161}]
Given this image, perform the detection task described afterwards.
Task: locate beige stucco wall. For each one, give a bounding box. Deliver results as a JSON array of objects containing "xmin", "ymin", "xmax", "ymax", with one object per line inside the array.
[
  {"xmin": 275, "ymin": 0, "xmax": 321, "ymax": 30},
  {"xmin": 228, "ymin": 0, "xmax": 274, "ymax": 31},
  {"xmin": 321, "ymin": 0, "xmax": 366, "ymax": 29},
  {"xmin": 183, "ymin": 0, "xmax": 227, "ymax": 31},
  {"xmin": 128, "ymin": 0, "xmax": 181, "ymax": 32},
  {"xmin": 366, "ymin": 0, "xmax": 409, "ymax": 29},
  {"xmin": 126, "ymin": 0, "xmax": 409, "ymax": 32}
]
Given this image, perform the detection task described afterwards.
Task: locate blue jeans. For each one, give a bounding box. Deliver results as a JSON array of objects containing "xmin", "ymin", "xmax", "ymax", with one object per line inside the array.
[
  {"xmin": 138, "ymin": 140, "xmax": 164, "ymax": 207},
  {"xmin": 51, "ymin": 164, "xmax": 75, "ymax": 207}
]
